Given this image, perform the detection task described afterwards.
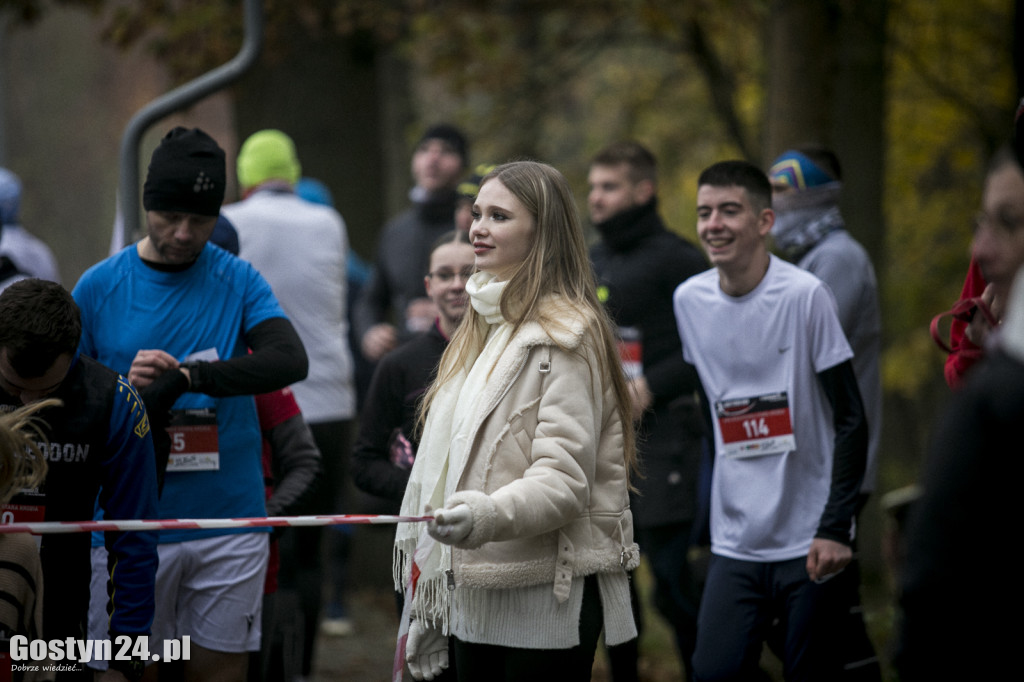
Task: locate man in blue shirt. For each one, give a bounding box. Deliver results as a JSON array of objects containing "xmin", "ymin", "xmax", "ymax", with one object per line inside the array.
[{"xmin": 73, "ymin": 127, "xmax": 307, "ymax": 681}]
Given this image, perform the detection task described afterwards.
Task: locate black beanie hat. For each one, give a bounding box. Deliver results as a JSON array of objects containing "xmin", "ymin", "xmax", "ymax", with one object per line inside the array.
[
  {"xmin": 418, "ymin": 123, "xmax": 469, "ymax": 166},
  {"xmin": 143, "ymin": 127, "xmax": 226, "ymax": 217}
]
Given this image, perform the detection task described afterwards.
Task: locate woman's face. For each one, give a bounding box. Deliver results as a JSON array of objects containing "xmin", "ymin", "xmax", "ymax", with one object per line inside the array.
[
  {"xmin": 424, "ymin": 241, "xmax": 475, "ymax": 329},
  {"xmin": 469, "ymin": 179, "xmax": 536, "ymax": 281},
  {"xmin": 973, "ymin": 161, "xmax": 1024, "ymax": 302}
]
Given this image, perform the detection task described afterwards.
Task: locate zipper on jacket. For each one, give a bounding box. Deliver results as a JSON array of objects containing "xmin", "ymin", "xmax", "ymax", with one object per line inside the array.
[
  {"xmin": 617, "ymin": 518, "xmax": 635, "ymax": 569},
  {"xmin": 446, "ymin": 550, "xmax": 456, "ymax": 591}
]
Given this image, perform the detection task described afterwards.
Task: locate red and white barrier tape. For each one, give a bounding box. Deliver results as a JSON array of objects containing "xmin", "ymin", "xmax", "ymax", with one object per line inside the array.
[{"xmin": 0, "ymin": 513, "xmax": 433, "ymax": 535}]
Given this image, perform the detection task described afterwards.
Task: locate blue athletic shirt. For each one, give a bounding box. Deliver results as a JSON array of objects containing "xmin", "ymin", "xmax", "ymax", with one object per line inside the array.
[{"xmin": 73, "ymin": 243, "xmax": 286, "ymax": 543}]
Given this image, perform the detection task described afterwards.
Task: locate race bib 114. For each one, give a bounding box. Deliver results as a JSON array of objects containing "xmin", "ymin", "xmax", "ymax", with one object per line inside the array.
[{"xmin": 715, "ymin": 392, "xmax": 796, "ymax": 459}]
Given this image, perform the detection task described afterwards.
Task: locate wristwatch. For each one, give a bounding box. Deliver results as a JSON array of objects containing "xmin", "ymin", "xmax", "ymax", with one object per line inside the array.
[{"xmin": 179, "ymin": 360, "xmax": 205, "ymax": 392}]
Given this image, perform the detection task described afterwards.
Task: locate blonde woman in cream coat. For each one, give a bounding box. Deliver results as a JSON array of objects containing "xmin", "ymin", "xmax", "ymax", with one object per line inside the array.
[{"xmin": 395, "ymin": 161, "xmax": 639, "ymax": 682}]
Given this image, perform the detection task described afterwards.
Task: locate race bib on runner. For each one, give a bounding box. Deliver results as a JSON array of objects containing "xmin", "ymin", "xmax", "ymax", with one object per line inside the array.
[
  {"xmin": 1, "ymin": 489, "xmax": 45, "ymax": 549},
  {"xmin": 616, "ymin": 326, "xmax": 643, "ymax": 381},
  {"xmin": 715, "ymin": 392, "xmax": 796, "ymax": 458},
  {"xmin": 166, "ymin": 408, "xmax": 220, "ymax": 472}
]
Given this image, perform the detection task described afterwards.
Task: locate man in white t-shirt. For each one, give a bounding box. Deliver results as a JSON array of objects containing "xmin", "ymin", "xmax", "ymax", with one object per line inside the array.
[{"xmin": 673, "ymin": 160, "xmax": 867, "ymax": 681}]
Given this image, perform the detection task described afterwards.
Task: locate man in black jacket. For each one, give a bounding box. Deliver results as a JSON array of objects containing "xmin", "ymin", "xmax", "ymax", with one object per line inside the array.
[
  {"xmin": 0, "ymin": 278, "xmax": 159, "ymax": 681},
  {"xmin": 355, "ymin": 124, "xmax": 469, "ymax": 363},
  {"xmin": 588, "ymin": 141, "xmax": 709, "ymax": 681}
]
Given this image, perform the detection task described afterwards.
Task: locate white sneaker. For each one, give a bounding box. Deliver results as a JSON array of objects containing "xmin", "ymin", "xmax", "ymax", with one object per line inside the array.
[{"xmin": 320, "ymin": 617, "xmax": 355, "ymax": 637}]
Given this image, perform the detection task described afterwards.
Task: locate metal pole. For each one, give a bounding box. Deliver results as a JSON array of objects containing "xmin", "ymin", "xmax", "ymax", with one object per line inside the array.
[{"xmin": 118, "ymin": 0, "xmax": 263, "ymax": 245}]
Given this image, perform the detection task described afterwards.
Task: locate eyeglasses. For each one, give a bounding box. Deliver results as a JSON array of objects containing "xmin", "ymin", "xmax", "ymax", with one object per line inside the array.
[
  {"xmin": 974, "ymin": 210, "xmax": 1024, "ymax": 236},
  {"xmin": 428, "ymin": 268, "xmax": 474, "ymax": 284}
]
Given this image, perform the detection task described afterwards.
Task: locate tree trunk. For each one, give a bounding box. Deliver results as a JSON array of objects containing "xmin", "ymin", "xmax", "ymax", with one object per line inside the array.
[
  {"xmin": 232, "ymin": 30, "xmax": 399, "ymax": 261},
  {"xmin": 765, "ymin": 0, "xmax": 887, "ymax": 267},
  {"xmin": 764, "ymin": 0, "xmax": 838, "ymax": 163},
  {"xmin": 832, "ymin": 0, "xmax": 888, "ymax": 271}
]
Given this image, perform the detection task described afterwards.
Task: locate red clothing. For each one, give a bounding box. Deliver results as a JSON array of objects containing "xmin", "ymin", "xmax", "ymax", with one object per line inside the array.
[
  {"xmin": 944, "ymin": 258, "xmax": 988, "ymax": 389},
  {"xmin": 256, "ymin": 387, "xmax": 302, "ymax": 593}
]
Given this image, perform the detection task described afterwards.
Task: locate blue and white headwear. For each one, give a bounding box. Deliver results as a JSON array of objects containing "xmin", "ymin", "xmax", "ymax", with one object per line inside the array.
[
  {"xmin": 0, "ymin": 167, "xmax": 22, "ymax": 225},
  {"xmin": 768, "ymin": 151, "xmax": 844, "ymax": 261},
  {"xmin": 768, "ymin": 150, "xmax": 836, "ymax": 191}
]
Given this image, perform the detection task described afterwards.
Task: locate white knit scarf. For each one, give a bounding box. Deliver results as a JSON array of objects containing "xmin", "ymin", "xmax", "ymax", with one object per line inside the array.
[{"xmin": 394, "ymin": 271, "xmax": 514, "ymax": 632}]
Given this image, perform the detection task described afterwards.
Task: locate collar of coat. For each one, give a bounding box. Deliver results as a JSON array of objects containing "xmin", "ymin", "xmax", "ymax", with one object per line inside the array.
[
  {"xmin": 497, "ymin": 298, "xmax": 592, "ymax": 353},
  {"xmin": 593, "ymin": 198, "xmax": 664, "ymax": 252},
  {"xmin": 459, "ymin": 297, "xmax": 594, "ymax": 411}
]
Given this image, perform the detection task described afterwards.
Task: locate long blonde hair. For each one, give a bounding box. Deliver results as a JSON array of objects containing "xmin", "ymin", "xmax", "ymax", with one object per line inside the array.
[
  {"xmin": 0, "ymin": 400, "xmax": 55, "ymax": 506},
  {"xmin": 419, "ymin": 160, "xmax": 637, "ymax": 478}
]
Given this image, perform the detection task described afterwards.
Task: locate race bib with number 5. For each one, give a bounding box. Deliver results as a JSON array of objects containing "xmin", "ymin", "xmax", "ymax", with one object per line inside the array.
[{"xmin": 166, "ymin": 408, "xmax": 220, "ymax": 472}]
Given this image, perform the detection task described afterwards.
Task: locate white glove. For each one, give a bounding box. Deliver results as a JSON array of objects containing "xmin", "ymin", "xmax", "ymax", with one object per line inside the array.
[
  {"xmin": 406, "ymin": 618, "xmax": 449, "ymax": 680},
  {"xmin": 428, "ymin": 503, "xmax": 473, "ymax": 545}
]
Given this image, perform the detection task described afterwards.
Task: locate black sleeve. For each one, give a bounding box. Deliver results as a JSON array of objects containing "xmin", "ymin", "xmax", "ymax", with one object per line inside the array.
[
  {"xmin": 265, "ymin": 414, "xmax": 322, "ymax": 517},
  {"xmin": 186, "ymin": 317, "xmax": 308, "ymax": 397},
  {"xmin": 351, "ymin": 356, "xmax": 413, "ymax": 502},
  {"xmin": 645, "ymin": 353, "xmax": 702, "ymax": 404},
  {"xmin": 814, "ymin": 359, "xmax": 868, "ymax": 545}
]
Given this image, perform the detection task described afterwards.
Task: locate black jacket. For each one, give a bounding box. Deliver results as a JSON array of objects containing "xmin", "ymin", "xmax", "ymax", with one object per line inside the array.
[
  {"xmin": 896, "ymin": 348, "xmax": 1022, "ymax": 680},
  {"xmin": 590, "ymin": 199, "xmax": 709, "ymax": 527},
  {"xmin": 1, "ymin": 355, "xmax": 159, "ymax": 641},
  {"xmin": 354, "ymin": 194, "xmax": 458, "ymax": 344},
  {"xmin": 351, "ymin": 323, "xmax": 449, "ymax": 509}
]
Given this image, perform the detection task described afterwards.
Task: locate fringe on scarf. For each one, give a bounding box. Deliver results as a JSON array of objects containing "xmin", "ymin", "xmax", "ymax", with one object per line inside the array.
[{"xmin": 393, "ymin": 536, "xmax": 453, "ymax": 635}]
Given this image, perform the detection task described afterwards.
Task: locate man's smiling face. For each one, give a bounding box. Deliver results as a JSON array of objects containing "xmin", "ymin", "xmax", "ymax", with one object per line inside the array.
[{"xmin": 696, "ymin": 183, "xmax": 773, "ymax": 272}]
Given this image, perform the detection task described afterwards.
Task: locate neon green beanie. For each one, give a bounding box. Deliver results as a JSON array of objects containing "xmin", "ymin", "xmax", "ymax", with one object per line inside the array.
[{"xmin": 236, "ymin": 129, "xmax": 302, "ymax": 190}]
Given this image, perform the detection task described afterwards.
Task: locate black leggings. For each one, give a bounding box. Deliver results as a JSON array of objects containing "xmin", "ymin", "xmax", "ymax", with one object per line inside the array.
[{"xmin": 452, "ymin": 575, "xmax": 603, "ymax": 682}]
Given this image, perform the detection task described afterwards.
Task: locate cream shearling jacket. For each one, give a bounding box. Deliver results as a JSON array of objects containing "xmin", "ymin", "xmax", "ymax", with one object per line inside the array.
[{"xmin": 444, "ymin": 307, "xmax": 640, "ymax": 602}]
